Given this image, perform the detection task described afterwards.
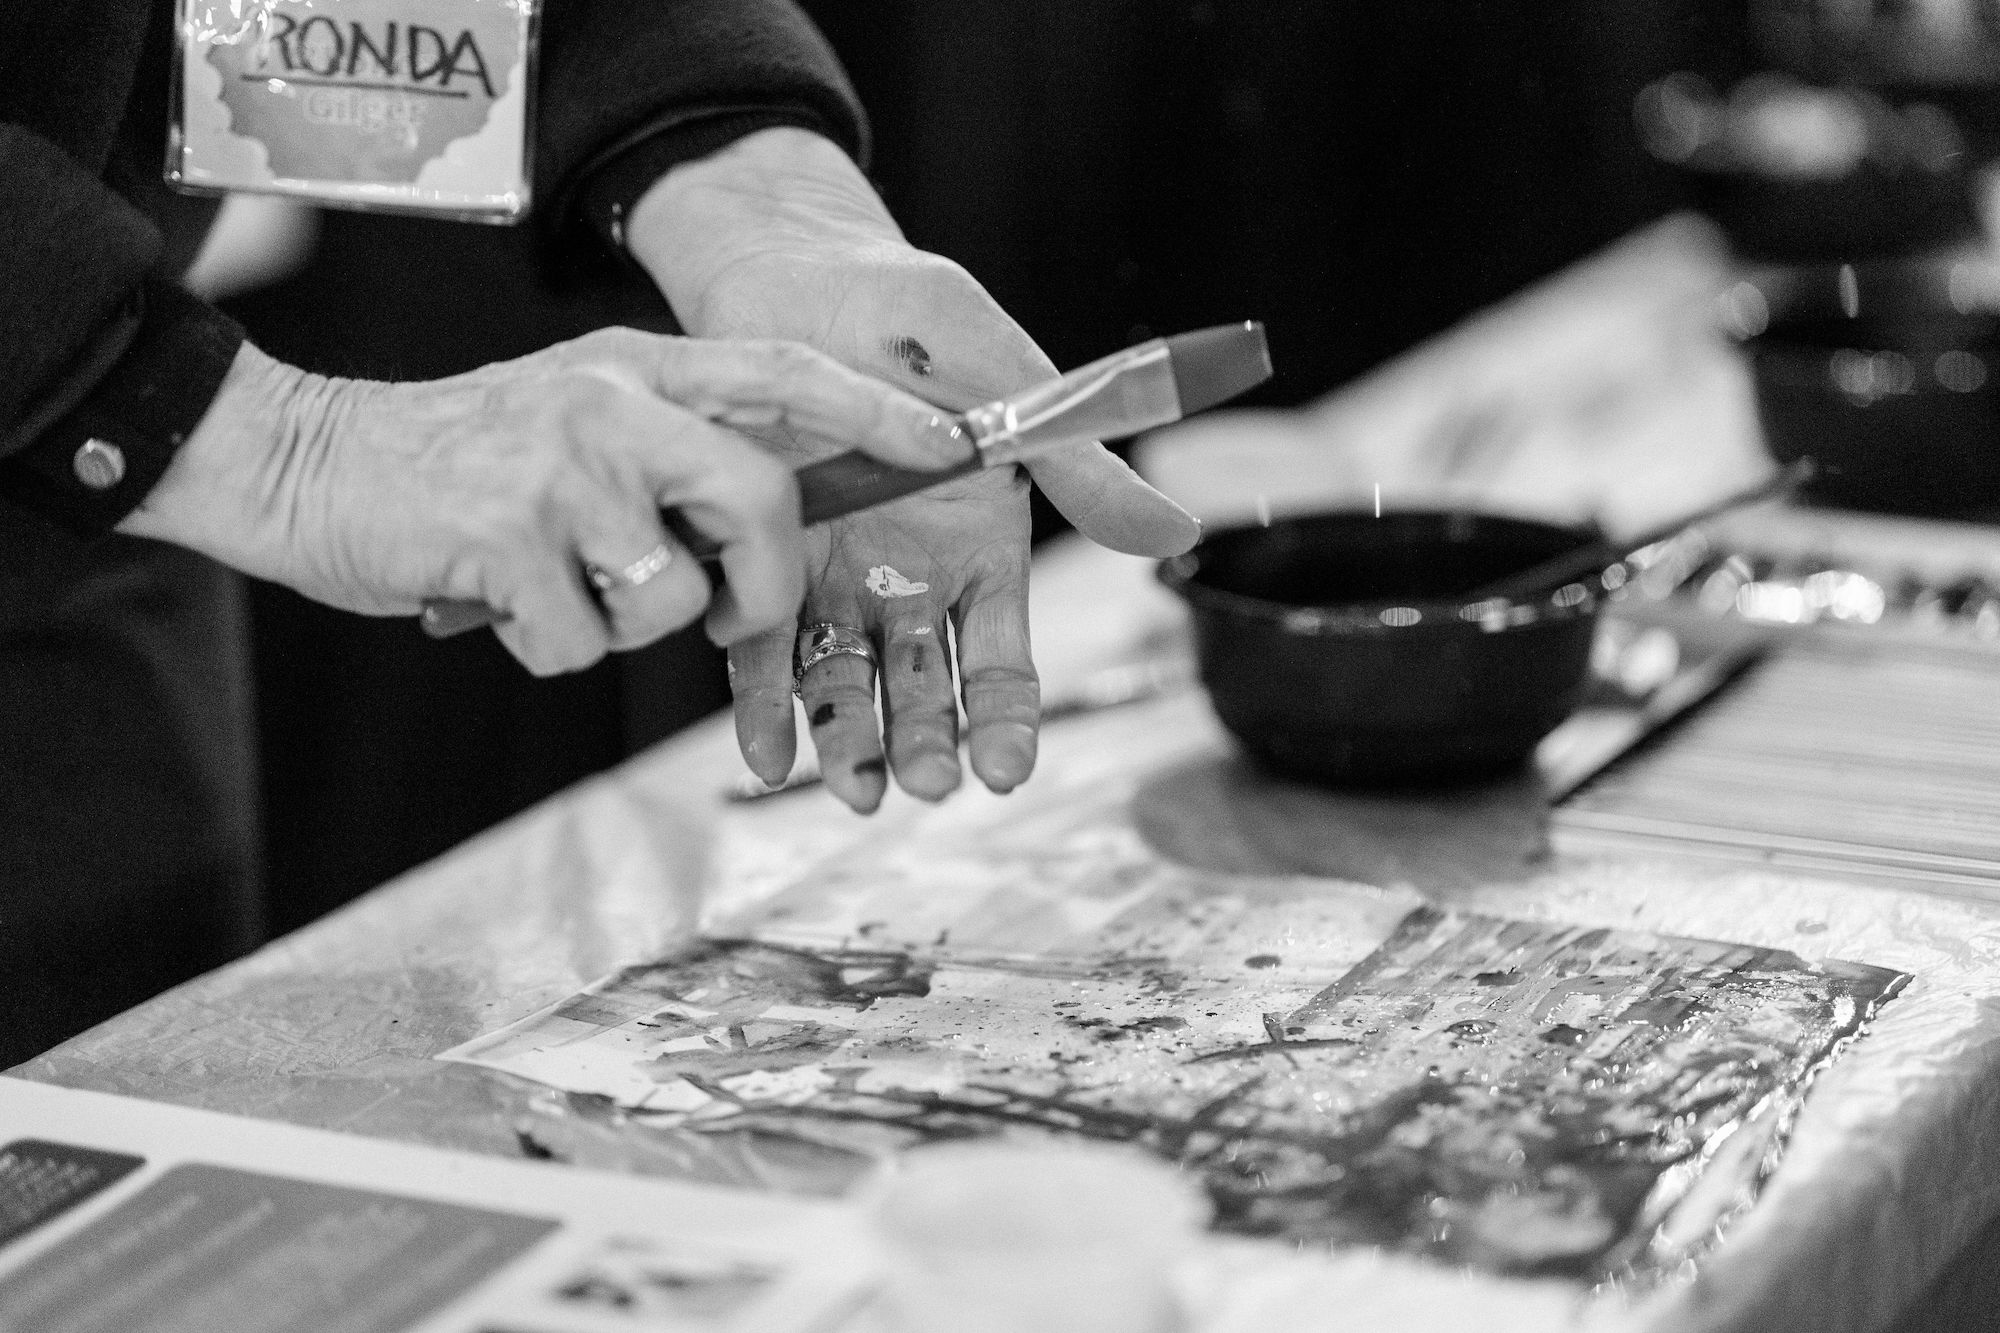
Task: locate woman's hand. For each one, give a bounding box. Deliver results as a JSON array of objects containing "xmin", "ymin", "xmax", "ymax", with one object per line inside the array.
[
  {"xmin": 626, "ymin": 127, "xmax": 1201, "ymax": 810},
  {"xmin": 119, "ymin": 328, "xmax": 969, "ymax": 677}
]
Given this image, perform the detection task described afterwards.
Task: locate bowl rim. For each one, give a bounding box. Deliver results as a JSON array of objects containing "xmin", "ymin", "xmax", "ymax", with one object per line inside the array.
[{"xmin": 1156, "ymin": 508, "xmax": 1604, "ymax": 635}]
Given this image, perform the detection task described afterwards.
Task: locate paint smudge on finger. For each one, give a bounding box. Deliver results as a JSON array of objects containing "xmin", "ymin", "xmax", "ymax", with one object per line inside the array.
[
  {"xmin": 888, "ymin": 335, "xmax": 934, "ymax": 378},
  {"xmin": 867, "ymin": 566, "xmax": 930, "ymax": 598},
  {"xmin": 810, "ymin": 703, "xmax": 836, "ymax": 727}
]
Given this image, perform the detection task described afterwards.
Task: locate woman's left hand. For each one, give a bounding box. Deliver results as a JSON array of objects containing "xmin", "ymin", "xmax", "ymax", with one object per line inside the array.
[{"xmin": 626, "ymin": 127, "xmax": 1199, "ymax": 810}]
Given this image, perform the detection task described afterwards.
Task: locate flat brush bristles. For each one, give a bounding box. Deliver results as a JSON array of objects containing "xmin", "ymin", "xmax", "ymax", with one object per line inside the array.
[{"xmin": 1165, "ymin": 321, "xmax": 1271, "ymax": 415}]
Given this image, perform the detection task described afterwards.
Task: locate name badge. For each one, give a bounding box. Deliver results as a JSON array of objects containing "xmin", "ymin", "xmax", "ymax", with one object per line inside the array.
[{"xmin": 168, "ymin": 0, "xmax": 536, "ymax": 222}]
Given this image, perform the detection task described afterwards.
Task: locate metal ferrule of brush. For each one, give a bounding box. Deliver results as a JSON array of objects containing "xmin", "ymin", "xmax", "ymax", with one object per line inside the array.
[{"xmin": 959, "ymin": 340, "xmax": 1184, "ymax": 467}]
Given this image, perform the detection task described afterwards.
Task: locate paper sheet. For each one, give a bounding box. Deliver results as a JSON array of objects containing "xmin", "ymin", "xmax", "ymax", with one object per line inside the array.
[
  {"xmin": 441, "ymin": 863, "xmax": 1905, "ymax": 1285},
  {"xmin": 0, "ymin": 1078, "xmax": 872, "ymax": 1333}
]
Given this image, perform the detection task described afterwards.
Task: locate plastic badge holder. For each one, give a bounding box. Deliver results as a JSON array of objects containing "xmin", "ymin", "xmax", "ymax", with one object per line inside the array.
[{"xmin": 168, "ymin": 0, "xmax": 537, "ymax": 223}]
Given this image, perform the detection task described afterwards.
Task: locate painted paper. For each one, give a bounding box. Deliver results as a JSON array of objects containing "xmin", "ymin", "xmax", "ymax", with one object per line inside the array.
[{"xmin": 442, "ymin": 881, "xmax": 1905, "ymax": 1283}]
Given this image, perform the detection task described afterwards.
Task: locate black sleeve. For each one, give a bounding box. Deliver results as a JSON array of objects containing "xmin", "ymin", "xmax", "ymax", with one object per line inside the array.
[
  {"xmin": 2, "ymin": 0, "xmax": 855, "ymax": 538},
  {"xmin": 0, "ymin": 126, "xmax": 245, "ymax": 537},
  {"xmin": 533, "ymin": 0, "xmax": 867, "ymax": 252}
]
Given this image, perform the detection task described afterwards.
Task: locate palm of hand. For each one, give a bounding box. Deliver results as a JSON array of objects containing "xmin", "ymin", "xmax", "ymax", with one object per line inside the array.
[{"xmin": 688, "ymin": 236, "xmax": 1050, "ymax": 810}]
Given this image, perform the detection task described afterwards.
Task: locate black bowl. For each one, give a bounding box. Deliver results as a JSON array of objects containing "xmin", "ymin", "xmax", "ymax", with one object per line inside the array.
[
  {"xmin": 1749, "ymin": 309, "xmax": 2000, "ymax": 517},
  {"xmin": 1158, "ymin": 511, "xmax": 1601, "ymax": 787}
]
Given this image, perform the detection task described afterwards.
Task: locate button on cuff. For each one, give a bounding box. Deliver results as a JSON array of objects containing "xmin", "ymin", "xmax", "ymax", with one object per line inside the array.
[{"xmin": 73, "ymin": 439, "xmax": 127, "ymax": 490}]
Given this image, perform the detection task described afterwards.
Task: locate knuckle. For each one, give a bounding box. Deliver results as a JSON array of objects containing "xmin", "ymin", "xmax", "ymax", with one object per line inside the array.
[
  {"xmin": 761, "ymin": 339, "xmax": 820, "ymax": 385},
  {"xmin": 806, "ymin": 682, "xmax": 879, "ymax": 713},
  {"xmin": 966, "ymin": 663, "xmax": 1041, "ymax": 690},
  {"xmin": 582, "ymin": 325, "xmax": 648, "ymax": 362},
  {"xmin": 733, "ymin": 676, "xmax": 795, "ymax": 704}
]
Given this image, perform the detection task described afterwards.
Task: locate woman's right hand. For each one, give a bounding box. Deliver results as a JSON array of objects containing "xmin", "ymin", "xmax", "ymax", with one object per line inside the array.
[{"xmin": 118, "ymin": 327, "xmax": 969, "ymax": 676}]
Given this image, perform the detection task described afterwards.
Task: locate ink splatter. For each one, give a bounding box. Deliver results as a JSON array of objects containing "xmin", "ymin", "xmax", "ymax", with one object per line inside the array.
[
  {"xmin": 1245, "ymin": 954, "xmax": 1281, "ymax": 969},
  {"xmin": 888, "ymin": 335, "xmax": 933, "ymax": 378},
  {"xmin": 456, "ymin": 909, "xmax": 1907, "ymax": 1285},
  {"xmin": 514, "ymin": 1129, "xmax": 563, "ymax": 1161},
  {"xmin": 810, "ymin": 704, "xmax": 836, "ymax": 727}
]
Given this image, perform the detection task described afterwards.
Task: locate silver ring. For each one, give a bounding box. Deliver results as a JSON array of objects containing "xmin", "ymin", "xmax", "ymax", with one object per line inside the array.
[
  {"xmin": 588, "ymin": 543, "xmax": 674, "ymax": 593},
  {"xmin": 794, "ymin": 622, "xmax": 876, "ymax": 692}
]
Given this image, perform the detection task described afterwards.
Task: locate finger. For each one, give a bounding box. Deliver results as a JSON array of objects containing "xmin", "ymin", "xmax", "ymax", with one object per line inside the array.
[
  {"xmin": 1023, "ymin": 444, "xmax": 1202, "ymax": 558},
  {"xmin": 625, "ymin": 404, "xmax": 807, "ymax": 644},
  {"xmin": 648, "ymin": 337, "xmax": 973, "ymax": 469},
  {"xmin": 577, "ymin": 521, "xmax": 711, "ymax": 653},
  {"xmin": 491, "ymin": 563, "xmax": 613, "ymax": 678},
  {"xmin": 951, "ymin": 572, "xmax": 1040, "ymax": 794},
  {"xmin": 879, "ymin": 609, "xmax": 961, "ymax": 802},
  {"xmin": 797, "ymin": 649, "xmax": 888, "ymax": 814},
  {"xmin": 728, "ymin": 629, "xmax": 799, "ymax": 787}
]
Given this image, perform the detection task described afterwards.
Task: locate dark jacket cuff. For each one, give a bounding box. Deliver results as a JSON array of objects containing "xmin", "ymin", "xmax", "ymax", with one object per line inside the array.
[
  {"xmin": 575, "ymin": 108, "xmax": 843, "ymax": 252},
  {"xmin": 0, "ymin": 280, "xmax": 244, "ymax": 537}
]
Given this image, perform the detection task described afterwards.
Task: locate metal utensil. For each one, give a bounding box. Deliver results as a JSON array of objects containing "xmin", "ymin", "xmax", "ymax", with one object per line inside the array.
[{"xmin": 1465, "ymin": 458, "xmax": 1816, "ymax": 609}]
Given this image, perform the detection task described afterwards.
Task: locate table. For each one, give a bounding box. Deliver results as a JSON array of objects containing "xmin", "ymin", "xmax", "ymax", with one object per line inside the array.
[{"xmin": 20, "ymin": 215, "xmax": 2000, "ymax": 1333}]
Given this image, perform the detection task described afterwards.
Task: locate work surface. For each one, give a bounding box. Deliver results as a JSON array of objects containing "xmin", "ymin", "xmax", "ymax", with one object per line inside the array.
[
  {"xmin": 21, "ymin": 217, "xmax": 2000, "ymax": 1332},
  {"xmin": 19, "ymin": 539, "xmax": 2000, "ymax": 1333}
]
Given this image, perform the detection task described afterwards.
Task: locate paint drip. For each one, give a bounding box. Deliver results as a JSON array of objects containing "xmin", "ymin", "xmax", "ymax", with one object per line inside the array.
[{"xmin": 868, "ymin": 566, "xmax": 930, "ymax": 598}]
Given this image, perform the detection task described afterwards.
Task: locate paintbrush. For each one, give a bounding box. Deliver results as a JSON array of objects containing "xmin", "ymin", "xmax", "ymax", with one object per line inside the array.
[
  {"xmin": 1463, "ymin": 458, "xmax": 1816, "ymax": 609},
  {"xmin": 420, "ymin": 322, "xmax": 1273, "ymax": 638}
]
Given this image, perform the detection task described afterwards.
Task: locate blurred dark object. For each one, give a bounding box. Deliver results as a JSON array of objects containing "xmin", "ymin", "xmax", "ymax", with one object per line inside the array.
[
  {"xmin": 1639, "ymin": 1, "xmax": 2000, "ymax": 519},
  {"xmin": 1748, "ymin": 0, "xmax": 2000, "ymax": 147},
  {"xmin": 1637, "ymin": 71, "xmax": 1979, "ymax": 260},
  {"xmin": 0, "ymin": 538, "xmax": 262, "ymax": 1068},
  {"xmin": 1737, "ymin": 259, "xmax": 2000, "ymax": 515},
  {"xmin": 1158, "ymin": 511, "xmax": 1600, "ymax": 786}
]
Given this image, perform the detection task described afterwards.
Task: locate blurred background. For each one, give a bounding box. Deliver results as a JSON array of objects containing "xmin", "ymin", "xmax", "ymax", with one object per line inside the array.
[{"xmin": 227, "ymin": 0, "xmax": 2000, "ymax": 935}]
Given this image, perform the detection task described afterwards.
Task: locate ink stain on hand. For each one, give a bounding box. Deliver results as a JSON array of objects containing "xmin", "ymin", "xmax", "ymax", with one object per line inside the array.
[
  {"xmin": 514, "ymin": 1129, "xmax": 564, "ymax": 1161},
  {"xmin": 888, "ymin": 335, "xmax": 934, "ymax": 378},
  {"xmin": 853, "ymin": 757, "xmax": 887, "ymax": 777},
  {"xmin": 810, "ymin": 703, "xmax": 836, "ymax": 727},
  {"xmin": 910, "ymin": 647, "xmax": 926, "ymax": 675}
]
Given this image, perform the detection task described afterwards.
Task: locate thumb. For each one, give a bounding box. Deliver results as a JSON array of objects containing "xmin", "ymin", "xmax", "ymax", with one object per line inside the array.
[{"xmin": 1025, "ymin": 443, "xmax": 1202, "ymax": 558}]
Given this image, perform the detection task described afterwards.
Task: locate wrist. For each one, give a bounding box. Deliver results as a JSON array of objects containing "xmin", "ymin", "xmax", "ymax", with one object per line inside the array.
[
  {"xmin": 625, "ymin": 126, "xmax": 902, "ymax": 334},
  {"xmin": 117, "ymin": 343, "xmax": 352, "ymax": 582}
]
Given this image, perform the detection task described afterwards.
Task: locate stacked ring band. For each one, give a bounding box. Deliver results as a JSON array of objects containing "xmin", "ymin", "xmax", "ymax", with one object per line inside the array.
[
  {"xmin": 588, "ymin": 543, "xmax": 675, "ymax": 592},
  {"xmin": 794, "ymin": 622, "xmax": 876, "ymax": 691}
]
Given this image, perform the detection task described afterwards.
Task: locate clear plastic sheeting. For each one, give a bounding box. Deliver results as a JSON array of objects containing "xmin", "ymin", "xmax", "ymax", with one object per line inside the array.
[{"xmin": 21, "ymin": 538, "xmax": 2000, "ymax": 1333}]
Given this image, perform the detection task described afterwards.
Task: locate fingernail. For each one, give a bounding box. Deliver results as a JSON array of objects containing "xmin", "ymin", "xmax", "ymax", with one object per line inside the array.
[
  {"xmin": 928, "ymin": 414, "xmax": 974, "ymax": 466},
  {"xmin": 980, "ymin": 743, "xmax": 1035, "ymax": 792},
  {"xmin": 904, "ymin": 751, "xmax": 963, "ymax": 801}
]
